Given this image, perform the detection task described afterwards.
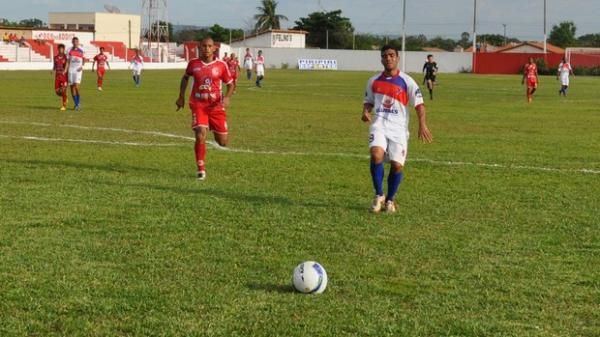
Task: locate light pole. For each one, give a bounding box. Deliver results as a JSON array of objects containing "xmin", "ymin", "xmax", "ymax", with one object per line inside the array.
[
  {"xmin": 543, "ymin": 0, "xmax": 547, "ymax": 53},
  {"xmin": 472, "ymin": 0, "xmax": 477, "ymax": 72},
  {"xmin": 401, "ymin": 0, "xmax": 406, "ymax": 72},
  {"xmin": 502, "ymin": 23, "xmax": 507, "ymax": 45}
]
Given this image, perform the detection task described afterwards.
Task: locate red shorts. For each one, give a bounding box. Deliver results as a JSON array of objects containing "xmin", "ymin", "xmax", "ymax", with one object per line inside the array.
[
  {"xmin": 527, "ymin": 78, "xmax": 537, "ymax": 89},
  {"xmin": 190, "ymin": 101, "xmax": 228, "ymax": 134},
  {"xmin": 54, "ymin": 74, "xmax": 67, "ymax": 91},
  {"xmin": 97, "ymin": 67, "xmax": 105, "ymax": 78}
]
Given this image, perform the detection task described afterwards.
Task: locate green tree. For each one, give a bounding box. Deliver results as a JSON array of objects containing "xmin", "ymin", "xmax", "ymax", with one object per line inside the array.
[
  {"xmin": 549, "ymin": 21, "xmax": 577, "ymax": 48},
  {"xmin": 19, "ymin": 18, "xmax": 44, "ymax": 27},
  {"xmin": 294, "ymin": 10, "xmax": 354, "ymax": 49},
  {"xmin": 426, "ymin": 36, "xmax": 457, "ymax": 51},
  {"xmin": 577, "ymin": 33, "xmax": 600, "ymax": 47},
  {"xmin": 458, "ymin": 32, "xmax": 470, "ymax": 48},
  {"xmin": 254, "ymin": 0, "xmax": 288, "ymax": 32}
]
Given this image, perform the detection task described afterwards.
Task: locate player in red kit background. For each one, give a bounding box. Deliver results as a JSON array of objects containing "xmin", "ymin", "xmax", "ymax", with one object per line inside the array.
[
  {"xmin": 522, "ymin": 57, "xmax": 538, "ymax": 103},
  {"xmin": 227, "ymin": 53, "xmax": 241, "ymax": 93},
  {"xmin": 92, "ymin": 47, "xmax": 111, "ymax": 91},
  {"xmin": 52, "ymin": 44, "xmax": 68, "ymax": 110},
  {"xmin": 176, "ymin": 37, "xmax": 234, "ymax": 181}
]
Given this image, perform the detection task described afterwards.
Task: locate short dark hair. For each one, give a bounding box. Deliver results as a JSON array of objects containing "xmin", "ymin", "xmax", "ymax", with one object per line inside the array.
[
  {"xmin": 100, "ymin": 46, "xmax": 105, "ymax": 51},
  {"xmin": 57, "ymin": 43, "xmax": 65, "ymax": 49},
  {"xmin": 380, "ymin": 45, "xmax": 398, "ymax": 56},
  {"xmin": 427, "ymin": 54, "xmax": 433, "ymax": 58},
  {"xmin": 72, "ymin": 37, "xmax": 78, "ymax": 41}
]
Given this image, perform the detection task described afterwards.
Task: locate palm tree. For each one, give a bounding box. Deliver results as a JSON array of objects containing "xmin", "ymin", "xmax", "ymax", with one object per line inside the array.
[{"xmin": 254, "ymin": 0, "xmax": 288, "ymax": 32}]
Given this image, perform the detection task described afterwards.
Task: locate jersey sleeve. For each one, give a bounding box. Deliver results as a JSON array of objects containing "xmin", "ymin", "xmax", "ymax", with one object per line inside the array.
[
  {"xmin": 363, "ymin": 77, "xmax": 375, "ymax": 105},
  {"xmin": 185, "ymin": 61, "xmax": 194, "ymax": 76},
  {"xmin": 221, "ymin": 62, "xmax": 233, "ymax": 84},
  {"xmin": 406, "ymin": 75, "xmax": 424, "ymax": 108}
]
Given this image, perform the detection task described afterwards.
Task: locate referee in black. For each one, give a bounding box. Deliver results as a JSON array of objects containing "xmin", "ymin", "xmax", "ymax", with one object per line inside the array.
[{"xmin": 422, "ymin": 54, "xmax": 438, "ymax": 100}]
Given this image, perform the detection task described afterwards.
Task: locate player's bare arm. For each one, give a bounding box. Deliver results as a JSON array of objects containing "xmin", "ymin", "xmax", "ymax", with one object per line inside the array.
[
  {"xmin": 362, "ymin": 103, "xmax": 373, "ymax": 122},
  {"xmin": 64, "ymin": 59, "xmax": 70, "ymax": 75},
  {"xmin": 416, "ymin": 105, "xmax": 433, "ymax": 143},
  {"xmin": 91, "ymin": 59, "xmax": 96, "ymax": 72},
  {"xmin": 176, "ymin": 74, "xmax": 190, "ymax": 111},
  {"xmin": 223, "ymin": 82, "xmax": 234, "ymax": 108}
]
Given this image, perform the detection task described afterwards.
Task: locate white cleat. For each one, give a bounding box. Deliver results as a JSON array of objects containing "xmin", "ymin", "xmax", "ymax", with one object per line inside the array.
[
  {"xmin": 385, "ymin": 200, "xmax": 397, "ymax": 214},
  {"xmin": 371, "ymin": 195, "xmax": 386, "ymax": 213},
  {"xmin": 97, "ymin": 87, "xmax": 103, "ymax": 91},
  {"xmin": 196, "ymin": 171, "xmax": 206, "ymax": 181}
]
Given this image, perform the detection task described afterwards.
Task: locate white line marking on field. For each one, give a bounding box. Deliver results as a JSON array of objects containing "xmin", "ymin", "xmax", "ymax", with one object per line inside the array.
[{"xmin": 1, "ymin": 120, "xmax": 599, "ymax": 175}]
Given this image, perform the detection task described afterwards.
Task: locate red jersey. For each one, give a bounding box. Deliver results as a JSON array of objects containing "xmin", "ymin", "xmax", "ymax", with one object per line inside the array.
[
  {"xmin": 227, "ymin": 59, "xmax": 240, "ymax": 76},
  {"xmin": 53, "ymin": 54, "xmax": 67, "ymax": 74},
  {"xmin": 524, "ymin": 63, "xmax": 537, "ymax": 79},
  {"xmin": 94, "ymin": 53, "xmax": 108, "ymax": 68},
  {"xmin": 185, "ymin": 58, "xmax": 233, "ymax": 103}
]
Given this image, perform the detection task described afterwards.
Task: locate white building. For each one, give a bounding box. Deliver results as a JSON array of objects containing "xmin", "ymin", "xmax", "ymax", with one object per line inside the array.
[{"xmin": 231, "ymin": 29, "xmax": 307, "ymax": 49}]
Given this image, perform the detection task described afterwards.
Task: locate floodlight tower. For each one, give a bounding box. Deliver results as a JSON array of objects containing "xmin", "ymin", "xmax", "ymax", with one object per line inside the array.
[{"xmin": 142, "ymin": 0, "xmax": 169, "ymax": 62}]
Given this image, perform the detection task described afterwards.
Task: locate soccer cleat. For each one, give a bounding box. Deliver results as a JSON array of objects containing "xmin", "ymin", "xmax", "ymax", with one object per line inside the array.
[
  {"xmin": 60, "ymin": 106, "xmax": 66, "ymax": 111},
  {"xmin": 98, "ymin": 87, "xmax": 103, "ymax": 91},
  {"xmin": 75, "ymin": 105, "xmax": 81, "ymax": 111},
  {"xmin": 196, "ymin": 171, "xmax": 206, "ymax": 181},
  {"xmin": 385, "ymin": 200, "xmax": 397, "ymax": 213},
  {"xmin": 370, "ymin": 195, "xmax": 386, "ymax": 213}
]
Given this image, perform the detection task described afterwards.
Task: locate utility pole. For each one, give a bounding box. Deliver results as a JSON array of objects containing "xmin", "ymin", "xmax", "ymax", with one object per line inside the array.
[
  {"xmin": 326, "ymin": 29, "xmax": 329, "ymax": 49},
  {"xmin": 472, "ymin": 0, "xmax": 477, "ymax": 72},
  {"xmin": 401, "ymin": 0, "xmax": 406, "ymax": 72},
  {"xmin": 543, "ymin": 0, "xmax": 547, "ymax": 53},
  {"xmin": 502, "ymin": 23, "xmax": 507, "ymax": 45}
]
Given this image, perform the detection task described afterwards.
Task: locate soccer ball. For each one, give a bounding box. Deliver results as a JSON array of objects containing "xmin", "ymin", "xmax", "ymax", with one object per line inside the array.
[{"xmin": 292, "ymin": 261, "xmax": 328, "ymax": 294}]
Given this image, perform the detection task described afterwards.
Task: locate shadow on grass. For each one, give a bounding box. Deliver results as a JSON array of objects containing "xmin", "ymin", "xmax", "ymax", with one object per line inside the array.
[
  {"xmin": 3, "ymin": 159, "xmax": 165, "ymax": 174},
  {"xmin": 246, "ymin": 282, "xmax": 296, "ymax": 294}
]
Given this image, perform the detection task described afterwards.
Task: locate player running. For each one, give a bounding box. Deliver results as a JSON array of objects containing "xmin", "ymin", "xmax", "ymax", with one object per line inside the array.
[
  {"xmin": 422, "ymin": 54, "xmax": 438, "ymax": 100},
  {"xmin": 557, "ymin": 57, "xmax": 574, "ymax": 97},
  {"xmin": 255, "ymin": 50, "xmax": 265, "ymax": 87},
  {"xmin": 227, "ymin": 53, "xmax": 241, "ymax": 93},
  {"xmin": 222, "ymin": 52, "xmax": 230, "ymax": 63},
  {"xmin": 130, "ymin": 50, "xmax": 144, "ymax": 87},
  {"xmin": 64, "ymin": 37, "xmax": 85, "ymax": 111},
  {"xmin": 91, "ymin": 47, "xmax": 110, "ymax": 91},
  {"xmin": 243, "ymin": 48, "xmax": 253, "ymax": 80},
  {"xmin": 362, "ymin": 45, "xmax": 433, "ymax": 213},
  {"xmin": 522, "ymin": 57, "xmax": 538, "ymax": 103},
  {"xmin": 176, "ymin": 37, "xmax": 235, "ymax": 181},
  {"xmin": 52, "ymin": 44, "xmax": 68, "ymax": 111}
]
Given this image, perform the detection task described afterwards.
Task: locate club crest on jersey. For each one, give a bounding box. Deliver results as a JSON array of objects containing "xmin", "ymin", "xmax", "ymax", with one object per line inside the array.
[{"xmin": 377, "ymin": 96, "xmax": 399, "ymax": 114}]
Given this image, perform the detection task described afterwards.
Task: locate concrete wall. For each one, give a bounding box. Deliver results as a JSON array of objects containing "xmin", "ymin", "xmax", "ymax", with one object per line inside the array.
[
  {"xmin": 231, "ymin": 31, "xmax": 306, "ymax": 49},
  {"xmin": 229, "ymin": 47, "xmax": 472, "ymax": 72},
  {"xmin": 32, "ymin": 30, "xmax": 94, "ymax": 45},
  {"xmin": 95, "ymin": 13, "xmax": 141, "ymax": 49},
  {"xmin": 0, "ymin": 62, "xmax": 186, "ymax": 71}
]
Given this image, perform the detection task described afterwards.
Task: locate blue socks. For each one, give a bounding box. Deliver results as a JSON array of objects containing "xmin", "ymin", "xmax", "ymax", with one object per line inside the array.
[
  {"xmin": 386, "ymin": 170, "xmax": 404, "ymax": 201},
  {"xmin": 370, "ymin": 162, "xmax": 384, "ymax": 196},
  {"xmin": 73, "ymin": 94, "xmax": 80, "ymax": 106}
]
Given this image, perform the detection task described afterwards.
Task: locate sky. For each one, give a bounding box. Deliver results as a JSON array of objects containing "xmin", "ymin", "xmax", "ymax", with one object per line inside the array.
[{"xmin": 2, "ymin": 0, "xmax": 599, "ymax": 40}]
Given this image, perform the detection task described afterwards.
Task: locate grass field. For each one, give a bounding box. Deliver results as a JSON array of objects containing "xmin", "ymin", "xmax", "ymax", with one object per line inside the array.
[{"xmin": 0, "ymin": 68, "xmax": 599, "ymax": 337}]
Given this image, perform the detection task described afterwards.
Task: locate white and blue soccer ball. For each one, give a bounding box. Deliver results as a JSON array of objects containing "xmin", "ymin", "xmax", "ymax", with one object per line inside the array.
[{"xmin": 292, "ymin": 261, "xmax": 328, "ymax": 294}]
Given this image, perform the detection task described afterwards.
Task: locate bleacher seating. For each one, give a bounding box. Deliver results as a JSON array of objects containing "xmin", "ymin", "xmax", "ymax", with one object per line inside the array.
[{"xmin": 0, "ymin": 42, "xmax": 49, "ymax": 62}]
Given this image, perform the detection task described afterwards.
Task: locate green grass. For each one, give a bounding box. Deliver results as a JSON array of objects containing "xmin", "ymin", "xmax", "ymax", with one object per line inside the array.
[{"xmin": 0, "ymin": 69, "xmax": 599, "ymax": 337}]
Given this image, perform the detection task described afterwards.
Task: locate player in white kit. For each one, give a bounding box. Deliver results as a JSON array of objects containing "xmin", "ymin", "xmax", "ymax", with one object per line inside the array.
[
  {"xmin": 255, "ymin": 50, "xmax": 265, "ymax": 87},
  {"xmin": 243, "ymin": 48, "xmax": 253, "ymax": 80},
  {"xmin": 557, "ymin": 57, "xmax": 574, "ymax": 97},
  {"xmin": 362, "ymin": 45, "xmax": 433, "ymax": 213},
  {"xmin": 64, "ymin": 37, "xmax": 85, "ymax": 110},
  {"xmin": 130, "ymin": 49, "xmax": 144, "ymax": 87}
]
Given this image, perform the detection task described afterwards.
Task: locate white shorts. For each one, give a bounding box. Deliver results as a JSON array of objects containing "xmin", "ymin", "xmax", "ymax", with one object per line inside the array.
[
  {"xmin": 68, "ymin": 70, "xmax": 82, "ymax": 85},
  {"xmin": 369, "ymin": 122, "xmax": 409, "ymax": 165},
  {"xmin": 244, "ymin": 60, "xmax": 253, "ymax": 70},
  {"xmin": 256, "ymin": 65, "xmax": 265, "ymax": 77},
  {"xmin": 560, "ymin": 74, "xmax": 569, "ymax": 86},
  {"xmin": 132, "ymin": 67, "xmax": 142, "ymax": 76}
]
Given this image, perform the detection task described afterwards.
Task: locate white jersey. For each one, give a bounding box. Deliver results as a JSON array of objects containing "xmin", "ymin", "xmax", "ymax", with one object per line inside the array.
[
  {"xmin": 364, "ymin": 70, "xmax": 424, "ymax": 135},
  {"xmin": 67, "ymin": 47, "xmax": 85, "ymax": 71},
  {"xmin": 558, "ymin": 62, "xmax": 572, "ymax": 85}
]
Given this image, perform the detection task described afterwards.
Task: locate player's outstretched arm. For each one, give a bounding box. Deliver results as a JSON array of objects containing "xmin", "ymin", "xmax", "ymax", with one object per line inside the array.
[
  {"xmin": 223, "ymin": 82, "xmax": 234, "ymax": 108},
  {"xmin": 176, "ymin": 75, "xmax": 189, "ymax": 111},
  {"xmin": 91, "ymin": 60, "xmax": 95, "ymax": 72},
  {"xmin": 362, "ymin": 103, "xmax": 373, "ymax": 122},
  {"xmin": 416, "ymin": 105, "xmax": 433, "ymax": 143}
]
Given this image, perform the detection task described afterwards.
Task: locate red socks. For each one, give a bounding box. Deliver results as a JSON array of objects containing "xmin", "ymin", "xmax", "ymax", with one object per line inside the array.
[
  {"xmin": 97, "ymin": 78, "xmax": 103, "ymax": 88},
  {"xmin": 195, "ymin": 142, "xmax": 206, "ymax": 172},
  {"xmin": 62, "ymin": 92, "xmax": 67, "ymax": 106}
]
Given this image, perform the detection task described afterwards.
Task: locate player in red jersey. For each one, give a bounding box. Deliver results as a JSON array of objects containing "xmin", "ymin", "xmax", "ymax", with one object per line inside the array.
[
  {"xmin": 227, "ymin": 53, "xmax": 241, "ymax": 93},
  {"xmin": 176, "ymin": 37, "xmax": 234, "ymax": 181},
  {"xmin": 91, "ymin": 47, "xmax": 111, "ymax": 91},
  {"xmin": 522, "ymin": 57, "xmax": 539, "ymax": 103},
  {"xmin": 52, "ymin": 44, "xmax": 68, "ymax": 111}
]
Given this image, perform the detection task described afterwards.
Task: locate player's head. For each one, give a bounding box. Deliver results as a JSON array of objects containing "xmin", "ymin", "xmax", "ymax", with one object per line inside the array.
[
  {"xmin": 427, "ymin": 54, "xmax": 434, "ymax": 61},
  {"xmin": 135, "ymin": 48, "xmax": 140, "ymax": 55},
  {"xmin": 72, "ymin": 37, "xmax": 79, "ymax": 47},
  {"xmin": 224, "ymin": 52, "xmax": 228, "ymax": 56},
  {"xmin": 57, "ymin": 44, "xmax": 65, "ymax": 54},
  {"xmin": 230, "ymin": 53, "xmax": 236, "ymax": 59},
  {"xmin": 99, "ymin": 47, "xmax": 105, "ymax": 53},
  {"xmin": 562, "ymin": 56, "xmax": 567, "ymax": 62},
  {"xmin": 380, "ymin": 45, "xmax": 399, "ymax": 72},
  {"xmin": 528, "ymin": 57, "xmax": 534, "ymax": 64},
  {"xmin": 258, "ymin": 50, "xmax": 262, "ymax": 55},
  {"xmin": 200, "ymin": 37, "xmax": 215, "ymax": 59}
]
